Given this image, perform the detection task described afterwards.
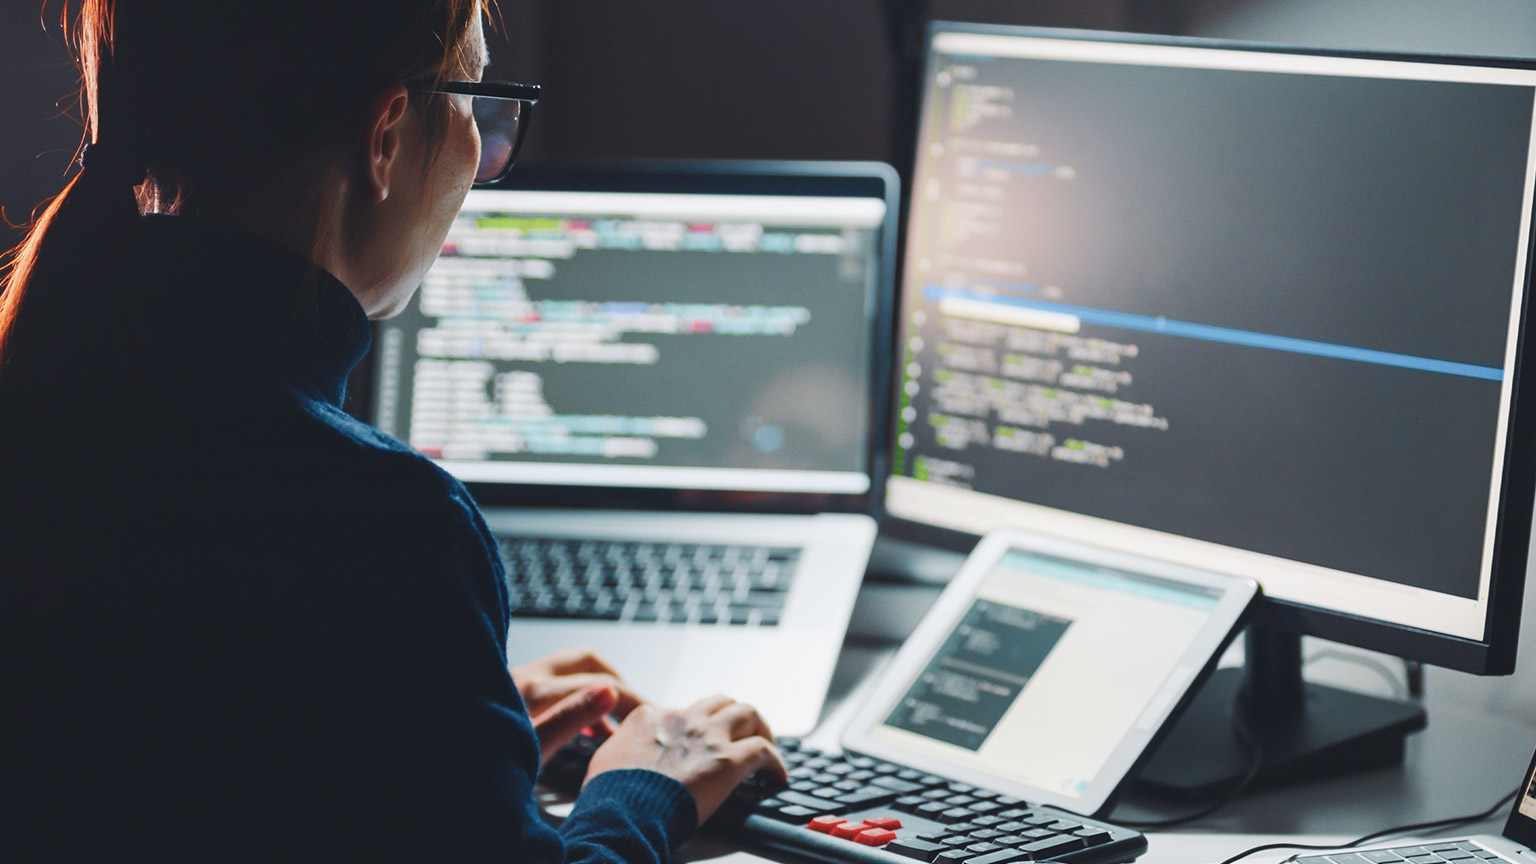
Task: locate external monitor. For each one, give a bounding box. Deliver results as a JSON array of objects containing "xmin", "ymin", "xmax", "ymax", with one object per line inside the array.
[{"xmin": 885, "ymin": 22, "xmax": 1536, "ymax": 795}]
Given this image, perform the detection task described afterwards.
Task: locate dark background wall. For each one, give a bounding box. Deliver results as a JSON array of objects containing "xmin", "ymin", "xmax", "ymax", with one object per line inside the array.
[{"xmin": 6, "ymin": 0, "xmax": 1535, "ymax": 251}]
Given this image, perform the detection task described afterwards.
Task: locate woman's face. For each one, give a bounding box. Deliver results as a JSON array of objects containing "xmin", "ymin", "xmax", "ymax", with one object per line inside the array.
[{"xmin": 350, "ymin": 15, "xmax": 487, "ymax": 319}]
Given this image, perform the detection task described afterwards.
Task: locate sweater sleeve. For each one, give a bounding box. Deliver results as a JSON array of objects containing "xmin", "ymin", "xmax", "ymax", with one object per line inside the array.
[{"xmin": 345, "ymin": 467, "xmax": 698, "ymax": 863}]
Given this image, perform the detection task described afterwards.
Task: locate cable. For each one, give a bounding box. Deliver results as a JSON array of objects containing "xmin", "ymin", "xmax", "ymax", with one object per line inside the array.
[
  {"xmin": 1115, "ymin": 712, "xmax": 1264, "ymax": 830},
  {"xmin": 1116, "ymin": 741, "xmax": 1264, "ymax": 829},
  {"xmin": 1210, "ymin": 785, "xmax": 1521, "ymax": 864},
  {"xmin": 1302, "ymin": 648, "xmax": 1406, "ymax": 699},
  {"xmin": 1214, "ymin": 840, "xmax": 1348, "ymax": 864},
  {"xmin": 1346, "ymin": 785, "xmax": 1519, "ymax": 847}
]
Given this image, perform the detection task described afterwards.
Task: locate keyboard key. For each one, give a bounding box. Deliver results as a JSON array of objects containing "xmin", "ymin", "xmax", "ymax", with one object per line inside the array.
[
  {"xmin": 1019, "ymin": 836, "xmax": 1089, "ymax": 857},
  {"xmin": 934, "ymin": 851, "xmax": 971, "ymax": 864},
  {"xmin": 887, "ymin": 839, "xmax": 946, "ymax": 861},
  {"xmin": 769, "ymin": 805, "xmax": 820, "ymax": 821},
  {"xmin": 941, "ymin": 823, "xmax": 978, "ymax": 836},
  {"xmin": 874, "ymin": 776, "xmax": 927, "ymax": 794},
  {"xmin": 836, "ymin": 789, "xmax": 898, "ymax": 808},
  {"xmin": 962, "ymin": 850, "xmax": 1029, "ymax": 864},
  {"xmin": 971, "ymin": 816, "xmax": 1005, "ymax": 827},
  {"xmin": 865, "ymin": 818, "xmax": 903, "ymax": 830},
  {"xmin": 856, "ymin": 829, "xmax": 899, "ymax": 846},
  {"xmin": 940, "ymin": 808, "xmax": 977, "ymax": 823},
  {"xmin": 830, "ymin": 823, "xmax": 867, "ymax": 840},
  {"xmin": 1074, "ymin": 828, "xmax": 1114, "ymax": 846},
  {"xmin": 964, "ymin": 842, "xmax": 1002, "ymax": 854},
  {"xmin": 775, "ymin": 790, "xmax": 846, "ymax": 813},
  {"xmin": 807, "ymin": 816, "xmax": 846, "ymax": 834}
]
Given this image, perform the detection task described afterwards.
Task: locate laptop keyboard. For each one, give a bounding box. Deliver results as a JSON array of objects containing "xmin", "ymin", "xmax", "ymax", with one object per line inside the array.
[
  {"xmin": 1294, "ymin": 840, "xmax": 1510, "ymax": 863},
  {"xmin": 540, "ymin": 736, "xmax": 1145, "ymax": 864},
  {"xmin": 498, "ymin": 536, "xmax": 800, "ymax": 626}
]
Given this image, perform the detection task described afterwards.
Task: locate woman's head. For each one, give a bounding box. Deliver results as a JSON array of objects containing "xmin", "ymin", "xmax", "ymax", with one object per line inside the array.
[{"xmin": 0, "ymin": 0, "xmax": 496, "ymax": 361}]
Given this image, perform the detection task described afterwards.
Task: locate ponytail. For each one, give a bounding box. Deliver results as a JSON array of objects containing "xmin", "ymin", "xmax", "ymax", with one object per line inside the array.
[{"xmin": 0, "ymin": 156, "xmax": 145, "ymax": 373}]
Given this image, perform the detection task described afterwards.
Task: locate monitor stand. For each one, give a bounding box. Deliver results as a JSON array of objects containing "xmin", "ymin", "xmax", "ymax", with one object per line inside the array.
[{"xmin": 1133, "ymin": 623, "xmax": 1427, "ymax": 801}]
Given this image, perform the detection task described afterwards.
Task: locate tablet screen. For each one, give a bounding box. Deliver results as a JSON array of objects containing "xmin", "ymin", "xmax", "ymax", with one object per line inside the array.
[{"xmin": 863, "ymin": 547, "xmax": 1229, "ymax": 801}]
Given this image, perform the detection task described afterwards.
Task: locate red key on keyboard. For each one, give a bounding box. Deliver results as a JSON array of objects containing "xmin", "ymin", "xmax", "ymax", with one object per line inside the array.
[{"xmin": 855, "ymin": 829, "xmax": 899, "ymax": 846}]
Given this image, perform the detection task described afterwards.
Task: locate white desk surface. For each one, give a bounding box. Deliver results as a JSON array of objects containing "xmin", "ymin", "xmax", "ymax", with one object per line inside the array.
[{"xmin": 663, "ymin": 631, "xmax": 1533, "ymax": 864}]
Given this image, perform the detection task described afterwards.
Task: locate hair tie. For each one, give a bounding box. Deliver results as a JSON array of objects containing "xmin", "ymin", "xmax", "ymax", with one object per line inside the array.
[{"xmin": 79, "ymin": 143, "xmax": 148, "ymax": 186}]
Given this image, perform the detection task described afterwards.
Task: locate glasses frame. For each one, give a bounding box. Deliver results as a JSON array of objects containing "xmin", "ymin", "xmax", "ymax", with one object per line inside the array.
[{"xmin": 407, "ymin": 79, "xmax": 542, "ymax": 186}]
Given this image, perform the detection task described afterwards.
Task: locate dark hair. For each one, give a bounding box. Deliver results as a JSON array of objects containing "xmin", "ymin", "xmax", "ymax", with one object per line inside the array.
[{"xmin": 0, "ymin": 0, "xmax": 491, "ymax": 368}]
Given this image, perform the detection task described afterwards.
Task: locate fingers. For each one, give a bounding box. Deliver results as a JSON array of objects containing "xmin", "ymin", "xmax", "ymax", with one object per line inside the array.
[
  {"xmin": 715, "ymin": 701, "xmax": 774, "ymax": 742},
  {"xmin": 533, "ymin": 685, "xmax": 618, "ymax": 765},
  {"xmin": 521, "ymin": 672, "xmax": 644, "ymax": 719},
  {"xmin": 687, "ymin": 694, "xmax": 737, "ymax": 717},
  {"xmin": 729, "ymin": 735, "xmax": 790, "ymax": 783},
  {"xmin": 545, "ymin": 647, "xmax": 622, "ymax": 677}
]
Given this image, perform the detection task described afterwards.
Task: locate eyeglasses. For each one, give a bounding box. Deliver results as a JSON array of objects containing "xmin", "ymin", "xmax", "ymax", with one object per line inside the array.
[{"xmin": 408, "ymin": 80, "xmax": 541, "ymax": 186}]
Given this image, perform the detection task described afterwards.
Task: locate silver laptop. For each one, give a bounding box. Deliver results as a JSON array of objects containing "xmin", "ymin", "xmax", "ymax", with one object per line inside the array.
[
  {"xmin": 361, "ymin": 161, "xmax": 898, "ymax": 734},
  {"xmin": 1287, "ymin": 747, "xmax": 1536, "ymax": 863}
]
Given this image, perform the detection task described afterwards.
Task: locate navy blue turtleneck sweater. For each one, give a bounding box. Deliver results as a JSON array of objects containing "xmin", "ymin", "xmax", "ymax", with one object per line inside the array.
[{"xmin": 0, "ymin": 217, "xmax": 695, "ymax": 861}]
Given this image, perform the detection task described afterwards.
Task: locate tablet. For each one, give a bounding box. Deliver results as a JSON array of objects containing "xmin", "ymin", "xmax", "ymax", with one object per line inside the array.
[{"xmin": 843, "ymin": 529, "xmax": 1258, "ymax": 816}]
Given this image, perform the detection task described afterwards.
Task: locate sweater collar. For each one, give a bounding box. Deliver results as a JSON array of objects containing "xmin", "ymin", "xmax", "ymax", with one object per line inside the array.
[{"xmin": 138, "ymin": 216, "xmax": 372, "ymax": 407}]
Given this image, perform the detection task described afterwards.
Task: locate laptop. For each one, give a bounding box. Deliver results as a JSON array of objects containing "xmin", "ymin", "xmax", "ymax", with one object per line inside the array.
[
  {"xmin": 1287, "ymin": 751, "xmax": 1536, "ymax": 863},
  {"xmin": 358, "ymin": 161, "xmax": 899, "ymax": 734}
]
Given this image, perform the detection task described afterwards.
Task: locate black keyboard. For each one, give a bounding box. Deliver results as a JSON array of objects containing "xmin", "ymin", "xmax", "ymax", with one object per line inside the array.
[
  {"xmin": 1294, "ymin": 840, "xmax": 1511, "ymax": 863},
  {"xmin": 498, "ymin": 536, "xmax": 800, "ymax": 626},
  {"xmin": 540, "ymin": 736, "xmax": 1146, "ymax": 864}
]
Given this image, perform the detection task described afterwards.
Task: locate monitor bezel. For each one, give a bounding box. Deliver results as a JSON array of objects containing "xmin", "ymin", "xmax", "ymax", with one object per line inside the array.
[
  {"xmin": 876, "ymin": 22, "xmax": 1536, "ymax": 675},
  {"xmin": 349, "ymin": 159, "xmax": 900, "ymax": 517}
]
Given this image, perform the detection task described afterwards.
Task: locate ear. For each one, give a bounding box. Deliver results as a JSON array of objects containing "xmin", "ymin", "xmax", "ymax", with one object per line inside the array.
[{"xmin": 362, "ymin": 84, "xmax": 413, "ymax": 204}]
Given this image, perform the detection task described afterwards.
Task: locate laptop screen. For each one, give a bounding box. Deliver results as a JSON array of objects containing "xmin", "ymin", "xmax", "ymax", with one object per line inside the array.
[
  {"xmin": 1508, "ymin": 743, "xmax": 1536, "ymax": 846},
  {"xmin": 367, "ymin": 165, "xmax": 893, "ymax": 500}
]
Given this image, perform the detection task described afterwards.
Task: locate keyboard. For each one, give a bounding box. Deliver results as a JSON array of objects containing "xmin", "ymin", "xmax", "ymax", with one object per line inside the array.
[
  {"xmin": 498, "ymin": 536, "xmax": 800, "ymax": 626},
  {"xmin": 540, "ymin": 736, "xmax": 1146, "ymax": 864},
  {"xmin": 1294, "ymin": 840, "xmax": 1512, "ymax": 863}
]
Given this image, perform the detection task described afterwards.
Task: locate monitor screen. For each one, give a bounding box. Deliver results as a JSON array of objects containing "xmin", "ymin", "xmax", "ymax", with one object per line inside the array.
[
  {"xmin": 886, "ymin": 25, "xmax": 1536, "ymax": 659},
  {"xmin": 372, "ymin": 178, "xmax": 888, "ymax": 496}
]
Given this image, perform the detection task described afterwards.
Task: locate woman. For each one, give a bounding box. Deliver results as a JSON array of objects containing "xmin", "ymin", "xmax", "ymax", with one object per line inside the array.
[{"xmin": 0, "ymin": 1, "xmax": 784, "ymax": 860}]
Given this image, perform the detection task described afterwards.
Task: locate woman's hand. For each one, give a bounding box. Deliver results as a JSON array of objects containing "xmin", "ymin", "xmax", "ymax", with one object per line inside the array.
[
  {"xmin": 584, "ymin": 694, "xmax": 789, "ymax": 826},
  {"xmin": 510, "ymin": 648, "xmax": 644, "ymax": 764}
]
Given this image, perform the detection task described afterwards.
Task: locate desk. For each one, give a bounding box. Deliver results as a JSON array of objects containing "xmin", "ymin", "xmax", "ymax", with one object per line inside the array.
[{"xmin": 664, "ymin": 602, "xmax": 1536, "ymax": 864}]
